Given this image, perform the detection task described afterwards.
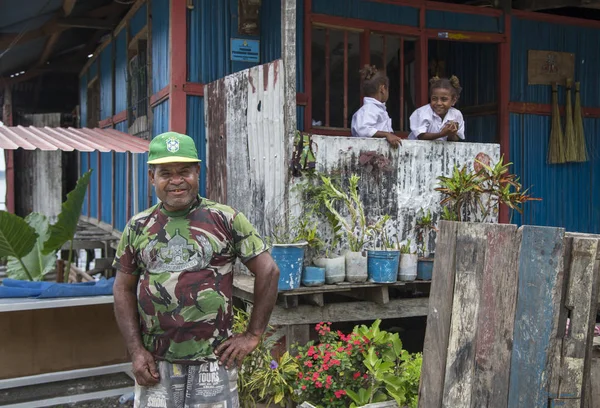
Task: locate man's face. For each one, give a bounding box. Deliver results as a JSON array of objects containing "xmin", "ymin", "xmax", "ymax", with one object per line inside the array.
[{"xmin": 149, "ymin": 162, "xmax": 200, "ymax": 212}]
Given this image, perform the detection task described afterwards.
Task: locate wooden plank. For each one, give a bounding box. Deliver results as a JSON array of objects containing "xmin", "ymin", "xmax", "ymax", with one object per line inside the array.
[
  {"xmin": 418, "ymin": 220, "xmax": 459, "ymax": 408},
  {"xmin": 471, "ymin": 224, "xmax": 521, "ymax": 407},
  {"xmin": 582, "ymin": 240, "xmax": 600, "ymax": 408},
  {"xmin": 282, "ymin": 295, "xmax": 299, "ymax": 309},
  {"xmin": 508, "ymin": 226, "xmax": 565, "ymax": 408},
  {"xmin": 303, "ymin": 293, "xmax": 324, "ymax": 307},
  {"xmin": 269, "ymin": 297, "xmax": 429, "ymax": 326},
  {"xmin": 442, "ymin": 223, "xmax": 488, "ymax": 408},
  {"xmin": 286, "ymin": 324, "xmax": 310, "ymax": 352},
  {"xmin": 549, "ymin": 237, "xmax": 600, "ymax": 407},
  {"xmin": 205, "ymin": 78, "xmax": 228, "ymax": 203}
]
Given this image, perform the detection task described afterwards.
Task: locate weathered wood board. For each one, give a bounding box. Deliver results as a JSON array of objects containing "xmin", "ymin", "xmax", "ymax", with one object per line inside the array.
[{"xmin": 508, "ymin": 226, "xmax": 565, "ymax": 408}]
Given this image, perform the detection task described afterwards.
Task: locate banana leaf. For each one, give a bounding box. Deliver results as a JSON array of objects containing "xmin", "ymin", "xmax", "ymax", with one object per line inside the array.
[
  {"xmin": 43, "ymin": 169, "xmax": 93, "ymax": 254},
  {"xmin": 7, "ymin": 213, "xmax": 56, "ymax": 281},
  {"xmin": 0, "ymin": 211, "xmax": 39, "ymax": 281}
]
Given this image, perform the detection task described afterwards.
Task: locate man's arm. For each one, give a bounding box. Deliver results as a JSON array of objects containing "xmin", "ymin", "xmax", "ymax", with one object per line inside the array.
[
  {"xmin": 215, "ymin": 252, "xmax": 279, "ymax": 368},
  {"xmin": 114, "ymin": 271, "xmax": 159, "ymax": 386}
]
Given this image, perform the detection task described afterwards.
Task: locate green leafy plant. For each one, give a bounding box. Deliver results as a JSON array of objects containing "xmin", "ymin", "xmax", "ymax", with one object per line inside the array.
[
  {"xmin": 320, "ymin": 174, "xmax": 386, "ymax": 253},
  {"xmin": 400, "ymin": 239, "xmax": 414, "ymax": 255},
  {"xmin": 414, "ymin": 209, "xmax": 436, "ymax": 258},
  {"xmin": 2, "ymin": 169, "xmax": 93, "ymax": 281},
  {"xmin": 293, "ymin": 320, "xmax": 422, "ymax": 408},
  {"xmin": 234, "ymin": 307, "xmax": 298, "ymax": 407},
  {"xmin": 436, "ymin": 157, "xmax": 540, "ymax": 223}
]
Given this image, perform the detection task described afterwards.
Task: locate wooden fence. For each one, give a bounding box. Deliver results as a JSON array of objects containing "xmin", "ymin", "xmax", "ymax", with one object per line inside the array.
[{"xmin": 419, "ymin": 222, "xmax": 600, "ymax": 408}]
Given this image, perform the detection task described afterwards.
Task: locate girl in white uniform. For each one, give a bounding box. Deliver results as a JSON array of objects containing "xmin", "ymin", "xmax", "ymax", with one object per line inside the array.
[
  {"xmin": 408, "ymin": 76, "xmax": 465, "ymax": 141},
  {"xmin": 351, "ymin": 65, "xmax": 403, "ymax": 148}
]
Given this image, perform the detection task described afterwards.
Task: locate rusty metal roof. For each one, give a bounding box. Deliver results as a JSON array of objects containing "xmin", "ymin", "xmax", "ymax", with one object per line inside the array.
[{"xmin": 0, "ymin": 126, "xmax": 149, "ymax": 153}]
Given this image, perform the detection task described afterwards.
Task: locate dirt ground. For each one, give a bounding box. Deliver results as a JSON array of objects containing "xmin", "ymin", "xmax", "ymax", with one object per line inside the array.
[{"xmin": 49, "ymin": 396, "xmax": 133, "ymax": 407}]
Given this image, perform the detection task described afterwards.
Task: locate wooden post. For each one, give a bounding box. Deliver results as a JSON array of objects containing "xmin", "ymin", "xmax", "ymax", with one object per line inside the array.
[
  {"xmin": 169, "ymin": 0, "xmax": 187, "ymax": 134},
  {"xmin": 2, "ymin": 86, "xmax": 15, "ymax": 213},
  {"xmin": 282, "ymin": 0, "xmax": 296, "ymax": 225},
  {"xmin": 498, "ymin": 11, "xmax": 511, "ymax": 224}
]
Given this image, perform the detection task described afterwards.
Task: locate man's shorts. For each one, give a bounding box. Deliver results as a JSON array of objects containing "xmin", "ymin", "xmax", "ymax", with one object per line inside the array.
[{"xmin": 134, "ymin": 360, "xmax": 239, "ymax": 408}]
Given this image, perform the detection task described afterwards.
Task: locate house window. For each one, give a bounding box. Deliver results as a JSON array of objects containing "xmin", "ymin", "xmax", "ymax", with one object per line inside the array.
[{"xmin": 311, "ymin": 25, "xmax": 416, "ymax": 133}]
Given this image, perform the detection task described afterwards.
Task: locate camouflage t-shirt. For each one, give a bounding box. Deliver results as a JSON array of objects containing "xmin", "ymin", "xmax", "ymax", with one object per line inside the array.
[{"xmin": 113, "ymin": 196, "xmax": 267, "ymax": 363}]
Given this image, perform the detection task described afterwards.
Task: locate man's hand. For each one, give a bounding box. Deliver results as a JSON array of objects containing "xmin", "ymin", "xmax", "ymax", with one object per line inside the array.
[
  {"xmin": 131, "ymin": 349, "xmax": 160, "ymax": 386},
  {"xmin": 215, "ymin": 331, "xmax": 261, "ymax": 369},
  {"xmin": 385, "ymin": 132, "xmax": 403, "ymax": 148}
]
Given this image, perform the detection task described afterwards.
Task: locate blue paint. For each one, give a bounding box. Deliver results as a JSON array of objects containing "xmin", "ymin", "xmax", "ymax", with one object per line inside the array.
[
  {"xmin": 425, "ymin": 10, "xmax": 501, "ymax": 33},
  {"xmin": 136, "ymin": 152, "xmax": 149, "ymax": 213},
  {"xmin": 417, "ymin": 258, "xmax": 434, "ymax": 280},
  {"xmin": 130, "ymin": 3, "xmax": 147, "ymax": 37},
  {"xmin": 509, "ymin": 113, "xmax": 600, "ymax": 233},
  {"xmin": 115, "ymin": 30, "xmax": 127, "ymax": 114},
  {"xmin": 88, "ymin": 60, "xmax": 98, "ymax": 81},
  {"xmin": 151, "ymin": 0, "xmax": 170, "ymax": 94},
  {"xmin": 508, "ymin": 226, "xmax": 565, "ymax": 408},
  {"xmin": 297, "ymin": 106, "xmax": 305, "ymax": 131},
  {"xmin": 465, "ymin": 115, "xmax": 497, "ymax": 144},
  {"xmin": 511, "ymin": 18, "xmax": 600, "ymax": 105},
  {"xmin": 312, "ymin": 0, "xmax": 419, "ymax": 27},
  {"xmin": 114, "ymin": 152, "xmax": 128, "ymax": 231},
  {"xmin": 272, "ymin": 245, "xmax": 306, "ymax": 291},
  {"xmin": 296, "ymin": 0, "xmax": 304, "ymax": 92},
  {"xmin": 302, "ymin": 266, "xmax": 325, "ymax": 287},
  {"xmin": 100, "ymin": 153, "xmax": 113, "ymax": 225},
  {"xmin": 367, "ymin": 250, "xmax": 400, "ymax": 283},
  {"xmin": 231, "ymin": 38, "xmax": 260, "ymax": 62},
  {"xmin": 100, "ymin": 43, "xmax": 113, "ymax": 120},
  {"xmin": 260, "ymin": 0, "xmax": 281, "ymax": 63},
  {"xmin": 79, "ymin": 74, "xmax": 87, "ymax": 127},
  {"xmin": 89, "ymin": 154, "xmax": 98, "ymax": 219},
  {"xmin": 187, "ymin": 96, "xmax": 207, "ymax": 196},
  {"xmin": 80, "ymin": 152, "xmax": 89, "ymax": 216},
  {"xmin": 152, "ymin": 99, "xmax": 170, "ymax": 136}
]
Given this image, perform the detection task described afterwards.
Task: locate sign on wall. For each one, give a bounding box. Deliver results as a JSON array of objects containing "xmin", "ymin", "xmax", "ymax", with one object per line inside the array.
[
  {"xmin": 528, "ymin": 50, "xmax": 575, "ymax": 85},
  {"xmin": 231, "ymin": 38, "xmax": 260, "ymax": 63}
]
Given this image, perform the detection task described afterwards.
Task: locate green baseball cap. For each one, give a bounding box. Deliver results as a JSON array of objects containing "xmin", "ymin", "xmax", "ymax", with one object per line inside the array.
[{"xmin": 147, "ymin": 131, "xmax": 201, "ymax": 164}]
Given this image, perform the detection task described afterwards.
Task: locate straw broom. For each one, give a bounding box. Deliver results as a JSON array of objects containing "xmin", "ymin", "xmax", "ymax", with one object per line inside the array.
[
  {"xmin": 548, "ymin": 82, "xmax": 566, "ymax": 164},
  {"xmin": 564, "ymin": 79, "xmax": 577, "ymax": 162},
  {"xmin": 572, "ymin": 81, "xmax": 588, "ymax": 162}
]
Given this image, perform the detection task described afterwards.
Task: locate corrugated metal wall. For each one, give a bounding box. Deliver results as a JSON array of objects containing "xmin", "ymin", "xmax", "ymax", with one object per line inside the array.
[
  {"xmin": 100, "ymin": 43, "xmax": 113, "ymax": 120},
  {"xmin": 149, "ymin": 99, "xmax": 169, "ymax": 205},
  {"xmin": 425, "ymin": 10, "xmax": 501, "ymax": 33},
  {"xmin": 115, "ymin": 30, "xmax": 127, "ymax": 114},
  {"xmin": 465, "ymin": 115, "xmax": 497, "ymax": 144},
  {"xmin": 312, "ymin": 0, "xmax": 419, "ymax": 26},
  {"xmin": 296, "ymin": 0, "xmax": 304, "ymax": 93},
  {"xmin": 115, "ymin": 121, "xmax": 129, "ymax": 230},
  {"xmin": 509, "ymin": 17, "xmax": 600, "ymax": 233},
  {"xmin": 89, "ymin": 153, "xmax": 98, "ymax": 219},
  {"xmin": 131, "ymin": 3, "xmax": 148, "ymax": 37},
  {"xmin": 80, "ymin": 152, "xmax": 89, "ymax": 216},
  {"xmin": 79, "ymin": 74, "xmax": 87, "ymax": 127},
  {"xmin": 511, "ymin": 17, "xmax": 600, "ymax": 105},
  {"xmin": 187, "ymin": 95, "xmax": 207, "ymax": 196},
  {"xmin": 89, "ymin": 60, "xmax": 98, "ymax": 80},
  {"xmin": 100, "ymin": 152, "xmax": 113, "ymax": 224},
  {"xmin": 261, "ymin": 0, "xmax": 281, "ymax": 63},
  {"xmin": 151, "ymin": 0, "xmax": 170, "ymax": 93}
]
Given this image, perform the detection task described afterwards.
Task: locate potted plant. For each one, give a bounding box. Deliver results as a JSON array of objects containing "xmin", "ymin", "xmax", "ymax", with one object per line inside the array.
[
  {"xmin": 414, "ymin": 209, "xmax": 436, "ymax": 281},
  {"xmin": 398, "ymin": 239, "xmax": 417, "ymax": 282},
  {"xmin": 320, "ymin": 174, "xmax": 386, "ymax": 283},
  {"xmin": 293, "ymin": 320, "xmax": 422, "ymax": 408},
  {"xmin": 268, "ymin": 219, "xmax": 308, "ymax": 291},
  {"xmin": 296, "ymin": 219, "xmax": 327, "ymax": 287},
  {"xmin": 366, "ymin": 217, "xmax": 400, "ymax": 284}
]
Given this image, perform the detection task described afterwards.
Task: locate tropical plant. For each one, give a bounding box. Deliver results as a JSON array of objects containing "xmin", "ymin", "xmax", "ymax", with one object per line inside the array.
[
  {"xmin": 436, "ymin": 157, "xmax": 540, "ymax": 223},
  {"xmin": 293, "ymin": 320, "xmax": 422, "ymax": 408},
  {"xmin": 400, "ymin": 239, "xmax": 414, "ymax": 255},
  {"xmin": 414, "ymin": 209, "xmax": 436, "ymax": 257},
  {"xmin": 2, "ymin": 169, "xmax": 93, "ymax": 281},
  {"xmin": 320, "ymin": 174, "xmax": 387, "ymax": 253},
  {"xmin": 234, "ymin": 307, "xmax": 298, "ymax": 407}
]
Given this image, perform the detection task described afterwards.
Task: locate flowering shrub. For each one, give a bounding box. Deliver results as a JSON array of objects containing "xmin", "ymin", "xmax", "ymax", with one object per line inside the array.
[{"xmin": 292, "ymin": 320, "xmax": 422, "ymax": 408}]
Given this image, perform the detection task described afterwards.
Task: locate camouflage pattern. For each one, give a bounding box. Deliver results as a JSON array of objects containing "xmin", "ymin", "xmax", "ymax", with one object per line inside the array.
[{"xmin": 114, "ymin": 196, "xmax": 267, "ymax": 363}]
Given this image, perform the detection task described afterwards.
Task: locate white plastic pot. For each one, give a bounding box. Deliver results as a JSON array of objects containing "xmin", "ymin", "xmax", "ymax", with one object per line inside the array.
[
  {"xmin": 345, "ymin": 251, "xmax": 368, "ymax": 283},
  {"xmin": 399, "ymin": 253, "xmax": 418, "ymax": 281},
  {"xmin": 313, "ymin": 256, "xmax": 345, "ymax": 284}
]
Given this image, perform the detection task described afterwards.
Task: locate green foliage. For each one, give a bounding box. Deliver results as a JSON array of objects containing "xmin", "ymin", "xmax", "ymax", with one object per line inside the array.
[
  {"xmin": 414, "ymin": 209, "xmax": 436, "ymax": 257},
  {"xmin": 234, "ymin": 307, "xmax": 298, "ymax": 407},
  {"xmin": 0, "ymin": 211, "xmax": 39, "ymax": 281},
  {"xmin": 7, "ymin": 213, "xmax": 56, "ymax": 281},
  {"xmin": 293, "ymin": 320, "xmax": 422, "ymax": 408},
  {"xmin": 43, "ymin": 169, "xmax": 93, "ymax": 254},
  {"xmin": 436, "ymin": 157, "xmax": 540, "ymax": 223},
  {"xmin": 400, "ymin": 239, "xmax": 414, "ymax": 255}
]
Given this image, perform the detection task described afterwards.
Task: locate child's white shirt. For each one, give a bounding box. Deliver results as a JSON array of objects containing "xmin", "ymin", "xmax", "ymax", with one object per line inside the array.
[
  {"xmin": 408, "ymin": 104, "xmax": 465, "ymax": 141},
  {"xmin": 351, "ymin": 97, "xmax": 393, "ymax": 138}
]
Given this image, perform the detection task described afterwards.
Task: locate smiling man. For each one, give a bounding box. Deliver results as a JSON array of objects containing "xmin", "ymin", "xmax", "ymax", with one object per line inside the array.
[{"xmin": 112, "ymin": 131, "xmax": 279, "ymax": 408}]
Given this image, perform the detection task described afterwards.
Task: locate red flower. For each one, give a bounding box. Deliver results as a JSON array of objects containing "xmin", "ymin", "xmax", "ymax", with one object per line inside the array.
[
  {"xmin": 298, "ymin": 372, "xmax": 304, "ymax": 379},
  {"xmin": 315, "ymin": 381, "xmax": 323, "ymax": 388},
  {"xmin": 353, "ymin": 372, "xmax": 361, "ymax": 380},
  {"xmin": 307, "ymin": 346, "xmax": 315, "ymax": 357},
  {"xmin": 304, "ymin": 361, "xmax": 313, "ymax": 368},
  {"xmin": 325, "ymin": 383, "xmax": 330, "ymax": 389},
  {"xmin": 363, "ymin": 373, "xmax": 368, "ymax": 379},
  {"xmin": 331, "ymin": 359, "xmax": 341, "ymax": 366},
  {"xmin": 334, "ymin": 390, "xmax": 347, "ymax": 398},
  {"xmin": 302, "ymin": 385, "xmax": 307, "ymax": 390}
]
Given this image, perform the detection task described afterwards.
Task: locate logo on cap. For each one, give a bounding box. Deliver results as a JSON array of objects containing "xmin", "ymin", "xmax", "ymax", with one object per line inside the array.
[{"xmin": 166, "ymin": 136, "xmax": 180, "ymax": 153}]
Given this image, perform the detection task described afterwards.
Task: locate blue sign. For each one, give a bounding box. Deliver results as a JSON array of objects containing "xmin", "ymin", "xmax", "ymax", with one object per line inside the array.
[{"xmin": 231, "ymin": 38, "xmax": 260, "ymax": 63}]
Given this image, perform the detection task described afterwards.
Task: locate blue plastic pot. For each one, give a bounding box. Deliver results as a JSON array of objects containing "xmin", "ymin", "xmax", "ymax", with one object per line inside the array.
[
  {"xmin": 271, "ymin": 244, "xmax": 306, "ymax": 291},
  {"xmin": 417, "ymin": 257, "xmax": 434, "ymax": 280},
  {"xmin": 302, "ymin": 266, "xmax": 326, "ymax": 287},
  {"xmin": 367, "ymin": 250, "xmax": 400, "ymax": 283}
]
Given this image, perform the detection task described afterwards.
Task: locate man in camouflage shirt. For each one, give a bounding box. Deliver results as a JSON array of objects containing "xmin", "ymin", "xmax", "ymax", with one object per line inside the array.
[{"xmin": 113, "ymin": 132, "xmax": 280, "ymax": 408}]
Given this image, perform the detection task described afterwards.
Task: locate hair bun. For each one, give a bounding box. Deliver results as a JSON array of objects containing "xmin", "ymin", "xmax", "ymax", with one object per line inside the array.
[
  {"xmin": 360, "ymin": 65, "xmax": 378, "ymax": 81},
  {"xmin": 449, "ymin": 75, "xmax": 461, "ymax": 89},
  {"xmin": 429, "ymin": 76, "xmax": 440, "ymax": 85}
]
